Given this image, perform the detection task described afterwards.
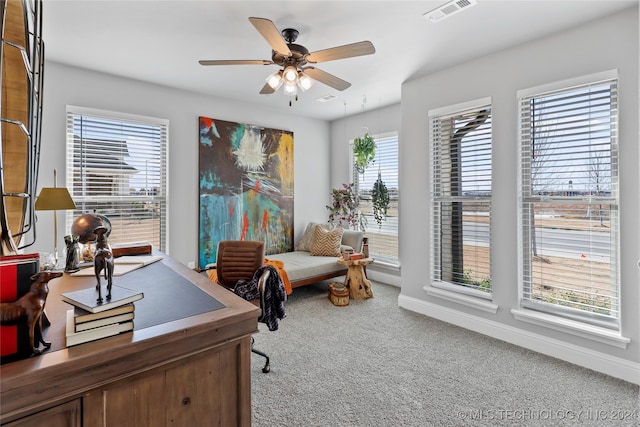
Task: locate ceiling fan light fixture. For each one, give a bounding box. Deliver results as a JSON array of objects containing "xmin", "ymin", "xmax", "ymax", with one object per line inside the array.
[
  {"xmin": 266, "ymin": 70, "xmax": 283, "ymax": 90},
  {"xmin": 283, "ymin": 66, "xmax": 298, "ymax": 84},
  {"xmin": 297, "ymin": 71, "xmax": 314, "ymax": 91},
  {"xmin": 283, "ymin": 81, "xmax": 298, "ymax": 96},
  {"xmin": 199, "ymin": 17, "xmax": 376, "ymax": 101}
]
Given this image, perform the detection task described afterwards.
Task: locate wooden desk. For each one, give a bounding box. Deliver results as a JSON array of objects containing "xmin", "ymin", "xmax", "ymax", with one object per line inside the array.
[
  {"xmin": 337, "ymin": 258, "xmax": 374, "ymax": 300},
  {"xmin": 0, "ymin": 253, "xmax": 260, "ymax": 427}
]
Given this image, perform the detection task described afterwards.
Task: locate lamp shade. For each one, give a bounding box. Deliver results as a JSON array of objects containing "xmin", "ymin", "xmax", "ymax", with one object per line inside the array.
[
  {"xmin": 283, "ymin": 82, "xmax": 298, "ymax": 96},
  {"xmin": 297, "ymin": 72, "xmax": 314, "ymax": 91},
  {"xmin": 266, "ymin": 70, "xmax": 283, "ymax": 90},
  {"xmin": 34, "ymin": 188, "xmax": 76, "ymax": 211},
  {"xmin": 283, "ymin": 66, "xmax": 298, "ymax": 83}
]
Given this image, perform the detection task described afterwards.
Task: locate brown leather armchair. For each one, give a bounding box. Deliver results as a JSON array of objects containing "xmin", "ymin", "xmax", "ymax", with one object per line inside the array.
[{"xmin": 213, "ymin": 240, "xmax": 272, "ymax": 373}]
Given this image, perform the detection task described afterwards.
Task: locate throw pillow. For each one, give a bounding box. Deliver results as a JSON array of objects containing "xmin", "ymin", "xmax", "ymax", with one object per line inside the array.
[
  {"xmin": 310, "ymin": 226, "xmax": 344, "ymax": 257},
  {"xmin": 297, "ymin": 222, "xmax": 330, "ymax": 252}
]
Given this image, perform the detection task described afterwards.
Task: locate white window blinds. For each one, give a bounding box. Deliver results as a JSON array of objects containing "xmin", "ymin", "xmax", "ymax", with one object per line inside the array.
[
  {"xmin": 352, "ymin": 132, "xmax": 399, "ymax": 263},
  {"xmin": 65, "ymin": 106, "xmax": 168, "ymax": 251},
  {"xmin": 430, "ymin": 100, "xmax": 492, "ymax": 294},
  {"xmin": 518, "ymin": 71, "xmax": 619, "ymax": 329}
]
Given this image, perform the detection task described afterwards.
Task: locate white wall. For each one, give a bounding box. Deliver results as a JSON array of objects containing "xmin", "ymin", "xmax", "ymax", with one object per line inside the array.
[
  {"xmin": 34, "ymin": 62, "xmax": 330, "ymax": 267},
  {"xmin": 399, "ymin": 8, "xmax": 639, "ymax": 383}
]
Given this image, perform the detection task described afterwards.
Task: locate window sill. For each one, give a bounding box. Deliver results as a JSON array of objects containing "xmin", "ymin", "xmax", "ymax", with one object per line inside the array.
[
  {"xmin": 425, "ymin": 285, "xmax": 498, "ymax": 314},
  {"xmin": 511, "ymin": 308, "xmax": 630, "ymax": 349},
  {"xmin": 368, "ymin": 258, "xmax": 400, "ymax": 272}
]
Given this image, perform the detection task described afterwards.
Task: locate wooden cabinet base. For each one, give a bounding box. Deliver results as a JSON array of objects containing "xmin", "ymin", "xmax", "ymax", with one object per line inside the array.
[
  {"xmin": 4, "ymin": 400, "xmax": 81, "ymax": 427},
  {"xmin": 81, "ymin": 338, "xmax": 251, "ymax": 427}
]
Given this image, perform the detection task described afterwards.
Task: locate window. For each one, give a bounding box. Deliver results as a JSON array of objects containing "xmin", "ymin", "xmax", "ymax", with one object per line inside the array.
[
  {"xmin": 429, "ymin": 99, "xmax": 492, "ymax": 295},
  {"xmin": 352, "ymin": 132, "xmax": 399, "ymax": 263},
  {"xmin": 518, "ymin": 71, "xmax": 619, "ymax": 329},
  {"xmin": 65, "ymin": 106, "xmax": 169, "ymax": 251}
]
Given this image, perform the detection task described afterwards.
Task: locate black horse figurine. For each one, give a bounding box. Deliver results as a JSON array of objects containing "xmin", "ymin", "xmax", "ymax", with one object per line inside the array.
[{"xmin": 93, "ymin": 226, "xmax": 114, "ymax": 303}]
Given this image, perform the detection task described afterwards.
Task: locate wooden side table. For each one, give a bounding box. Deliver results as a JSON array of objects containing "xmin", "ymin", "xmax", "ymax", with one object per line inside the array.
[{"xmin": 337, "ymin": 258, "xmax": 374, "ymax": 300}]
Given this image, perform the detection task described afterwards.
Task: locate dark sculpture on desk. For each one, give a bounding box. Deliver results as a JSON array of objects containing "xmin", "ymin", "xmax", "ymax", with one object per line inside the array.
[
  {"xmin": 0, "ymin": 271, "xmax": 63, "ymax": 356},
  {"xmin": 93, "ymin": 226, "xmax": 114, "ymax": 303},
  {"xmin": 70, "ymin": 213, "xmax": 114, "ymax": 303},
  {"xmin": 71, "ymin": 213, "xmax": 112, "ymax": 245},
  {"xmin": 64, "ymin": 234, "xmax": 80, "ymax": 272}
]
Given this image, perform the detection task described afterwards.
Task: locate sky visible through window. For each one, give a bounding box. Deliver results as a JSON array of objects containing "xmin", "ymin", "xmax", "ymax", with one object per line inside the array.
[
  {"xmin": 529, "ymin": 84, "xmax": 613, "ymax": 196},
  {"xmin": 72, "ymin": 116, "xmax": 163, "ymax": 195}
]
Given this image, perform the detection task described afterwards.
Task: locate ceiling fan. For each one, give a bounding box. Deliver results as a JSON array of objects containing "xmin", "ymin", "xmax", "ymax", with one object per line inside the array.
[{"xmin": 199, "ymin": 17, "xmax": 375, "ymax": 104}]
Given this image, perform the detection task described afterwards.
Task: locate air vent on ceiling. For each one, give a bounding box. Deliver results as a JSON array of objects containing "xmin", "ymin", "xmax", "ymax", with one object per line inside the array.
[
  {"xmin": 423, "ymin": 0, "xmax": 478, "ymax": 23},
  {"xmin": 316, "ymin": 94, "xmax": 338, "ymax": 103}
]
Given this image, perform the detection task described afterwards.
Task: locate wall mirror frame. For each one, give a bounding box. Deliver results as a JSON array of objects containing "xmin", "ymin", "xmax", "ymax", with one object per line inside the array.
[{"xmin": 0, "ymin": 0, "xmax": 44, "ymax": 254}]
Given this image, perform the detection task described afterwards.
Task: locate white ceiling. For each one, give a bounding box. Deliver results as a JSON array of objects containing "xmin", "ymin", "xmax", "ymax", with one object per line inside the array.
[{"xmin": 42, "ymin": 0, "xmax": 637, "ymax": 121}]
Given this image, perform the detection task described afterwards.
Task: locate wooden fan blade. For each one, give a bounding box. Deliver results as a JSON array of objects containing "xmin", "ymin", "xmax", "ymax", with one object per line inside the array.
[
  {"xmin": 249, "ymin": 17, "xmax": 292, "ymax": 56},
  {"xmin": 199, "ymin": 59, "xmax": 272, "ymax": 66},
  {"xmin": 306, "ymin": 41, "xmax": 375, "ymax": 63},
  {"xmin": 303, "ymin": 67, "xmax": 351, "ymax": 91},
  {"xmin": 259, "ymin": 82, "xmax": 276, "ymax": 94}
]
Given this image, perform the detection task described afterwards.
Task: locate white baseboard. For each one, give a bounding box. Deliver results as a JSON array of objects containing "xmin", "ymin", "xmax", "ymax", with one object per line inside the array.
[
  {"xmin": 368, "ymin": 269, "xmax": 401, "ymax": 287},
  {"xmin": 398, "ymin": 293, "xmax": 640, "ymax": 386}
]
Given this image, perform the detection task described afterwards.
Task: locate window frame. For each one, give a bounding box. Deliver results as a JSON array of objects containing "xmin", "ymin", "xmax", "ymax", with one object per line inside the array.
[
  {"xmin": 65, "ymin": 105, "xmax": 169, "ymax": 252},
  {"xmin": 428, "ymin": 97, "xmax": 493, "ymax": 300},
  {"xmin": 350, "ymin": 131, "xmax": 399, "ymax": 266},
  {"xmin": 516, "ymin": 70, "xmax": 620, "ymax": 331}
]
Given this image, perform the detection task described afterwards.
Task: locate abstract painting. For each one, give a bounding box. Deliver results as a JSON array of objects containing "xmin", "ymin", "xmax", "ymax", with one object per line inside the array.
[{"xmin": 198, "ymin": 116, "xmax": 294, "ymax": 268}]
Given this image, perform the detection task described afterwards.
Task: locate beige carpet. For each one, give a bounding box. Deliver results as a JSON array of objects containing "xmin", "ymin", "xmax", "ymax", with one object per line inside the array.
[{"xmin": 250, "ymin": 281, "xmax": 639, "ymax": 426}]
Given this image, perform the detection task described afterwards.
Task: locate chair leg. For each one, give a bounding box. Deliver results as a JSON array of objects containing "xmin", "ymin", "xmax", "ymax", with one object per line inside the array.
[{"xmin": 251, "ymin": 337, "xmax": 270, "ymax": 373}]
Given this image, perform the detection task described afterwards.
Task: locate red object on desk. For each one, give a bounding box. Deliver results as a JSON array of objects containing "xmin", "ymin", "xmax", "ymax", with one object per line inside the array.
[{"xmin": 0, "ymin": 253, "xmax": 40, "ymax": 362}]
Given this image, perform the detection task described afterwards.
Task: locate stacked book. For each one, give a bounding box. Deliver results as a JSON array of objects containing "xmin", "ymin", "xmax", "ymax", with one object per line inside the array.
[
  {"xmin": 61, "ymin": 285, "xmax": 143, "ymax": 347},
  {"xmin": 110, "ymin": 241, "xmax": 152, "ymax": 257}
]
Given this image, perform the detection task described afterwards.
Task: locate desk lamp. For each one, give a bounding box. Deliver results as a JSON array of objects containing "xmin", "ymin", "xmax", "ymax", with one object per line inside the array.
[{"xmin": 35, "ymin": 170, "xmax": 76, "ymax": 267}]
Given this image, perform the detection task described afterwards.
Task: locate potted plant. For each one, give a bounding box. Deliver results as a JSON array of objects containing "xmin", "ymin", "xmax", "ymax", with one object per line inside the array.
[
  {"xmin": 326, "ymin": 183, "xmax": 367, "ymax": 231},
  {"xmin": 353, "ymin": 133, "xmax": 376, "ymax": 174},
  {"xmin": 371, "ymin": 170, "xmax": 390, "ymax": 227}
]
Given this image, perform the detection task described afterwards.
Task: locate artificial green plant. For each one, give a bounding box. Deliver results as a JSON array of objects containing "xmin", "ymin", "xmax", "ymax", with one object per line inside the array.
[
  {"xmin": 353, "ymin": 133, "xmax": 376, "ymax": 174},
  {"xmin": 371, "ymin": 170, "xmax": 390, "ymax": 227}
]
